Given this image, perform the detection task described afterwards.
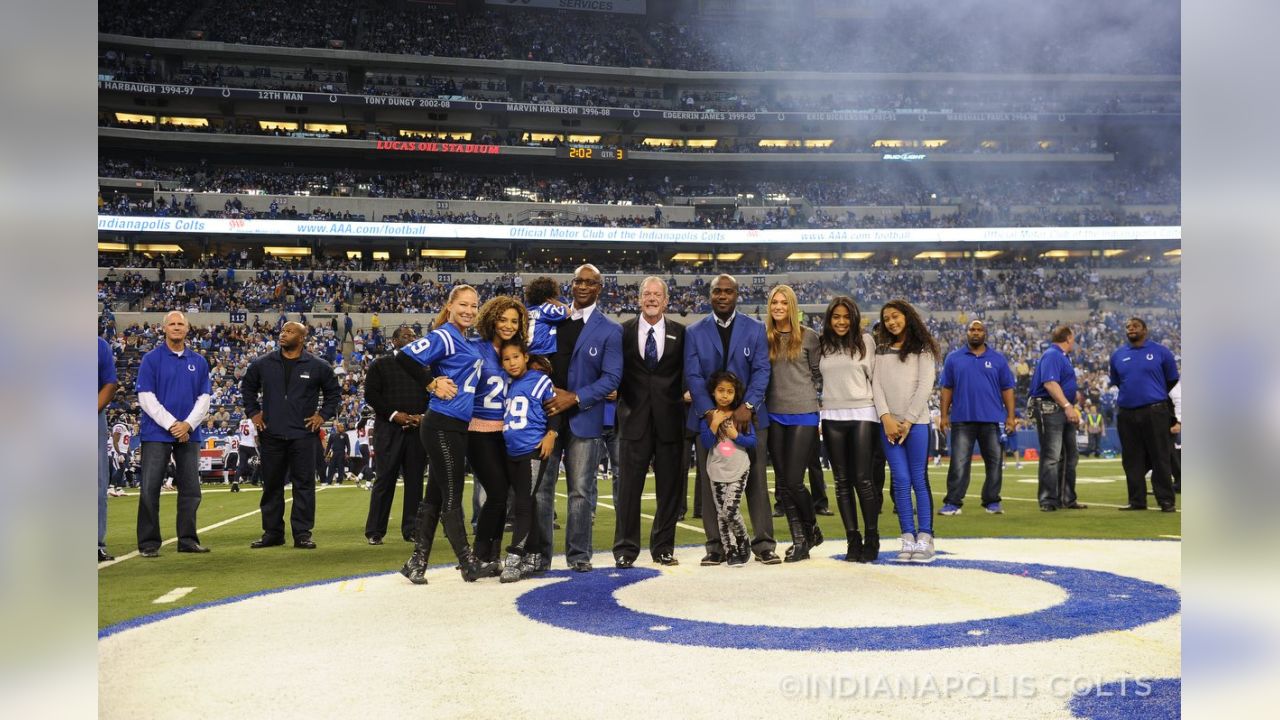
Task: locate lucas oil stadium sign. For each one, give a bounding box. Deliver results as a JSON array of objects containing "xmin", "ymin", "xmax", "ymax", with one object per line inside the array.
[{"xmin": 96, "ymin": 216, "xmax": 1181, "ymax": 245}]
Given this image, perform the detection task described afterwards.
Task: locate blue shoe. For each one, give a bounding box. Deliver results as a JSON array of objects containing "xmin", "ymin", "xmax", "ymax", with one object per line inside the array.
[
  {"xmin": 939, "ymin": 504, "xmax": 962, "ymax": 516},
  {"xmin": 984, "ymin": 503, "xmax": 1003, "ymax": 514}
]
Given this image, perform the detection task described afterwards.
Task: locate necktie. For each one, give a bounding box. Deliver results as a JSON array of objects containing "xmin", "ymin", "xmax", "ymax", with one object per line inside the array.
[{"xmin": 645, "ymin": 327, "xmax": 658, "ymax": 371}]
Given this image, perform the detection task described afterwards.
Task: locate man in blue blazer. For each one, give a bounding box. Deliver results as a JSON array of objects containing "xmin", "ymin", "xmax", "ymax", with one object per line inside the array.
[
  {"xmin": 537, "ymin": 264, "xmax": 624, "ymax": 572},
  {"xmin": 684, "ymin": 275, "xmax": 780, "ymax": 565}
]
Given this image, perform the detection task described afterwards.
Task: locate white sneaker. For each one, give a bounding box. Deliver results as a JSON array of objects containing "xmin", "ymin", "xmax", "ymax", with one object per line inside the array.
[
  {"xmin": 895, "ymin": 533, "xmax": 916, "ymax": 562},
  {"xmin": 911, "ymin": 533, "xmax": 935, "ymax": 563}
]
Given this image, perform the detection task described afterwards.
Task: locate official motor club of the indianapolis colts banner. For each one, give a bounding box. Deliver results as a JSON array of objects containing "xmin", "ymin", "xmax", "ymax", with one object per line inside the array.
[
  {"xmin": 96, "ymin": 216, "xmax": 1182, "ymax": 246},
  {"xmin": 486, "ymin": 0, "xmax": 647, "ymax": 15}
]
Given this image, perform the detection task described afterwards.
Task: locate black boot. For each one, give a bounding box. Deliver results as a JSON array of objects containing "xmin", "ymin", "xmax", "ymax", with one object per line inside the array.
[
  {"xmin": 401, "ymin": 501, "xmax": 439, "ymax": 585},
  {"xmin": 845, "ymin": 530, "xmax": 863, "ymax": 562},
  {"xmin": 441, "ymin": 507, "xmax": 493, "ymax": 582},
  {"xmin": 809, "ymin": 523, "xmax": 824, "ymax": 548},
  {"xmin": 862, "ymin": 531, "xmax": 880, "ymax": 563},
  {"xmin": 784, "ymin": 519, "xmax": 810, "ymax": 563}
]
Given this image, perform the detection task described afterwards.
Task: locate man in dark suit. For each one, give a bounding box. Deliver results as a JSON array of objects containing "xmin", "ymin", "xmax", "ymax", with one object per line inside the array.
[
  {"xmin": 362, "ymin": 325, "xmax": 431, "ymax": 544},
  {"xmin": 613, "ymin": 277, "xmax": 686, "ymax": 568},
  {"xmin": 683, "ymin": 275, "xmax": 779, "ymax": 565},
  {"xmin": 537, "ymin": 264, "xmax": 624, "ymax": 573}
]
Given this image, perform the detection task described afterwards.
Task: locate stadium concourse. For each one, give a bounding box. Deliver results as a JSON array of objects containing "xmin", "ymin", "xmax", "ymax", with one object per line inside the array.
[{"xmin": 97, "ymin": 0, "xmax": 1180, "ymax": 718}]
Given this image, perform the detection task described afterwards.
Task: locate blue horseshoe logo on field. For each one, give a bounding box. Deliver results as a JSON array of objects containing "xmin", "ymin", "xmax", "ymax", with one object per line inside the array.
[{"xmin": 516, "ymin": 557, "xmax": 1179, "ymax": 652}]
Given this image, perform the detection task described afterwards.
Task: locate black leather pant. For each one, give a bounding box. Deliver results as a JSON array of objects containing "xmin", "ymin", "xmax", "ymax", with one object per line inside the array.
[
  {"xmin": 822, "ymin": 419, "xmax": 881, "ymax": 536},
  {"xmin": 768, "ymin": 423, "xmax": 818, "ymax": 531}
]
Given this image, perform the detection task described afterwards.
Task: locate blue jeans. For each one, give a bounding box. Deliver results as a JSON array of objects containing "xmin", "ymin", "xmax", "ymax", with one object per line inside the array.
[
  {"xmin": 881, "ymin": 424, "xmax": 932, "ymax": 536},
  {"xmin": 534, "ymin": 432, "xmax": 600, "ymax": 565},
  {"xmin": 943, "ymin": 422, "xmax": 1004, "ymax": 507},
  {"xmin": 1035, "ymin": 404, "xmax": 1079, "ymax": 508},
  {"xmin": 137, "ymin": 440, "xmax": 203, "ymax": 551},
  {"xmin": 98, "ymin": 411, "xmax": 109, "ymax": 549}
]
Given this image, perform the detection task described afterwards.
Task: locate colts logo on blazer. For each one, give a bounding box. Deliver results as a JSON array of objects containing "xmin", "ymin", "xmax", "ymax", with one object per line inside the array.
[
  {"xmin": 1146, "ymin": 354, "xmax": 1154, "ymax": 361},
  {"xmin": 743, "ymin": 347, "xmax": 751, "ymax": 357},
  {"xmin": 589, "ymin": 347, "xmax": 598, "ymax": 357}
]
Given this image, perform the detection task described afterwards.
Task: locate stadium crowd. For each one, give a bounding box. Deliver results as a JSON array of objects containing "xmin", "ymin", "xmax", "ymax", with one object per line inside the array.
[
  {"xmin": 99, "ymin": 264, "xmax": 1180, "ymax": 316},
  {"xmin": 99, "ymin": 0, "xmax": 1178, "ymax": 75}
]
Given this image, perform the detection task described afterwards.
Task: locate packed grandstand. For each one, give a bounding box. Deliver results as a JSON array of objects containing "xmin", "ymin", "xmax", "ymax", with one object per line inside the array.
[{"xmin": 98, "ymin": 0, "xmax": 1180, "ymax": 461}]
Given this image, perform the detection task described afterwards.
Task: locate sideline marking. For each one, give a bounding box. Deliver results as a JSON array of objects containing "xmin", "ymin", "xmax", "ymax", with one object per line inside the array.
[
  {"xmin": 1160, "ymin": 535, "xmax": 1181, "ymax": 539},
  {"xmin": 152, "ymin": 587, "xmax": 196, "ymax": 604}
]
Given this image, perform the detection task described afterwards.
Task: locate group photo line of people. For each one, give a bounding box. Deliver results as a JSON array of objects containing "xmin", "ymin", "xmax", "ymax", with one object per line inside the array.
[{"xmin": 97, "ymin": 267, "xmax": 1181, "ymax": 580}]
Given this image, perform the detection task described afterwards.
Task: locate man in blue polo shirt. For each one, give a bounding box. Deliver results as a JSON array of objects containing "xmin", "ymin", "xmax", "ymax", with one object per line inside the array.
[
  {"xmin": 135, "ymin": 311, "xmax": 212, "ymax": 557},
  {"xmin": 1109, "ymin": 317, "xmax": 1180, "ymax": 512},
  {"xmin": 1028, "ymin": 325, "xmax": 1087, "ymax": 512},
  {"xmin": 938, "ymin": 320, "xmax": 1016, "ymax": 515}
]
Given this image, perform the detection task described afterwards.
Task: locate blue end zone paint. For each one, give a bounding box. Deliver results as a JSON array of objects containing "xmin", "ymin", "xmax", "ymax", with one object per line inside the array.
[
  {"xmin": 1069, "ymin": 678, "xmax": 1180, "ymax": 720},
  {"xmin": 516, "ymin": 558, "xmax": 1180, "ymax": 652}
]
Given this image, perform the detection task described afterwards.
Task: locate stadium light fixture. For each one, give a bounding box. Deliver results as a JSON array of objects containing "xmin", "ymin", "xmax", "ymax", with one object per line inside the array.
[
  {"xmin": 671, "ymin": 253, "xmax": 743, "ymax": 262},
  {"xmin": 1102, "ymin": 249, "xmax": 1129, "ymax": 257},
  {"xmin": 973, "ymin": 250, "xmax": 1003, "ymax": 259},
  {"xmin": 259, "ymin": 120, "xmax": 299, "ymax": 131},
  {"xmin": 1163, "ymin": 249, "xmax": 1182, "ymax": 257},
  {"xmin": 915, "ymin": 251, "xmax": 963, "ymax": 260},
  {"xmin": 97, "ymin": 242, "xmax": 130, "ymax": 252},
  {"xmin": 420, "ymin": 249, "xmax": 467, "ymax": 259},
  {"xmin": 263, "ymin": 247, "xmax": 311, "ymax": 256},
  {"xmin": 133, "ymin": 244, "xmax": 183, "ymax": 253}
]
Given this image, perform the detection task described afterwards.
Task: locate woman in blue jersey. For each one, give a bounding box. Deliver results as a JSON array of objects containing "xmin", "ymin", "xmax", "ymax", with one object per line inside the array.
[
  {"xmin": 764, "ymin": 285, "xmax": 824, "ymax": 562},
  {"xmin": 396, "ymin": 284, "xmax": 492, "ymax": 584},
  {"xmin": 468, "ymin": 296, "xmax": 529, "ymax": 566}
]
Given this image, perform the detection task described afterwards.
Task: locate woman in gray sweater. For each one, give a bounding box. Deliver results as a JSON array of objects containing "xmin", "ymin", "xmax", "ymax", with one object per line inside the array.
[
  {"xmin": 818, "ymin": 296, "xmax": 881, "ymax": 563},
  {"xmin": 871, "ymin": 299, "xmax": 941, "ymax": 563},
  {"xmin": 764, "ymin": 285, "xmax": 824, "ymax": 562}
]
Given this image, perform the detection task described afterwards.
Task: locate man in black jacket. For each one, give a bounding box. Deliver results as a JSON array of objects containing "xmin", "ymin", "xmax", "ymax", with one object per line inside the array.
[
  {"xmin": 362, "ymin": 325, "xmax": 431, "ymax": 544},
  {"xmin": 613, "ymin": 277, "xmax": 686, "ymax": 568},
  {"xmin": 324, "ymin": 420, "xmax": 349, "ymax": 486},
  {"xmin": 241, "ymin": 322, "xmax": 340, "ymax": 549}
]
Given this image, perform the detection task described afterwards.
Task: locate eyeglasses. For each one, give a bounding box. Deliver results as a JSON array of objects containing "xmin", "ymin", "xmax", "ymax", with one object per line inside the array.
[{"xmin": 571, "ymin": 278, "xmax": 601, "ymax": 286}]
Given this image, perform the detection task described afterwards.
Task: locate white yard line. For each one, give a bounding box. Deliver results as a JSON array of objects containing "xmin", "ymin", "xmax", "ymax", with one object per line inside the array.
[
  {"xmin": 100, "ymin": 497, "xmax": 294, "ymax": 569},
  {"xmin": 152, "ymin": 587, "xmax": 196, "ymax": 604},
  {"xmin": 554, "ymin": 491, "xmax": 706, "ymax": 535}
]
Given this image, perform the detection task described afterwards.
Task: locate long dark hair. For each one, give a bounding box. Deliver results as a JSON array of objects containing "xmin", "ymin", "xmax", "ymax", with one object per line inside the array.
[
  {"xmin": 819, "ymin": 295, "xmax": 866, "ymax": 360},
  {"xmin": 875, "ymin": 299, "xmax": 941, "ymax": 362},
  {"xmin": 707, "ymin": 370, "xmax": 745, "ymax": 409}
]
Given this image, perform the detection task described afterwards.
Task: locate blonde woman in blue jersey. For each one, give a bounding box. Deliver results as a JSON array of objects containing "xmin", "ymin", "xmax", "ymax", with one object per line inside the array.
[{"xmin": 396, "ymin": 285, "xmax": 493, "ymax": 584}]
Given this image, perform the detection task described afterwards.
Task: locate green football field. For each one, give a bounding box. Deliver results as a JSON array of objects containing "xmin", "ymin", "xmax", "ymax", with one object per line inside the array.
[{"xmin": 97, "ymin": 458, "xmax": 1180, "ymax": 630}]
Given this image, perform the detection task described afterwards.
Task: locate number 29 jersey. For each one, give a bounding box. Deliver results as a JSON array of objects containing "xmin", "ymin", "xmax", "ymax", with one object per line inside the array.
[
  {"xmin": 400, "ymin": 323, "xmax": 482, "ymax": 423},
  {"xmin": 503, "ymin": 370, "xmax": 557, "ymax": 457}
]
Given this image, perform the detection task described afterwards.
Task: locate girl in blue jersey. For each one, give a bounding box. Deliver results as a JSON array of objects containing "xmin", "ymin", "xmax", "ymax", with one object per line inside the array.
[
  {"xmin": 468, "ymin": 297, "xmax": 529, "ymax": 567},
  {"xmin": 497, "ymin": 339, "xmax": 560, "ymax": 583},
  {"xmin": 396, "ymin": 284, "xmax": 492, "ymax": 584}
]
